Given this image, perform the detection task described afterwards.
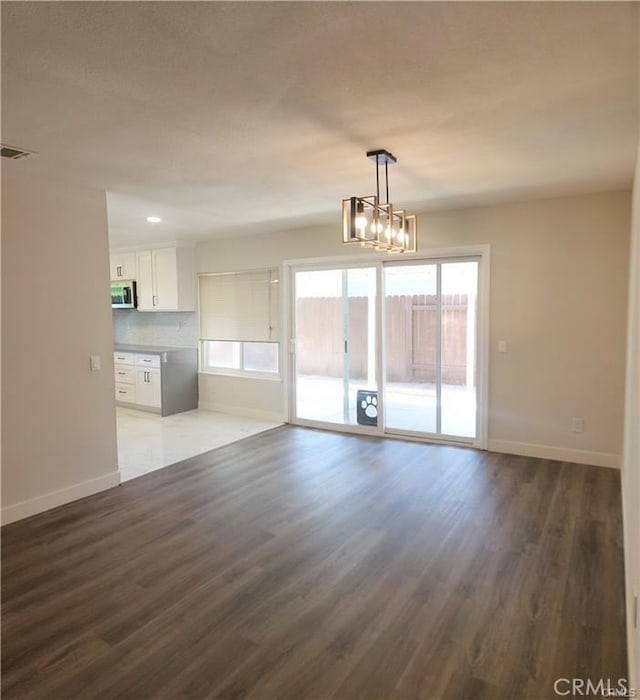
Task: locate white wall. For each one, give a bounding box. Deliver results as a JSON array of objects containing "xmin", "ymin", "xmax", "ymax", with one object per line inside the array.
[
  {"xmin": 197, "ymin": 189, "xmax": 631, "ymax": 467},
  {"xmin": 198, "ymin": 373, "xmax": 283, "ymax": 421},
  {"xmin": 622, "ymin": 144, "xmax": 640, "ymax": 690},
  {"xmin": 1, "ymin": 171, "xmax": 119, "ymax": 524}
]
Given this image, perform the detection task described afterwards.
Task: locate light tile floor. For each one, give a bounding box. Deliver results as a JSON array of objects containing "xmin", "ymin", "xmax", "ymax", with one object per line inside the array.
[{"xmin": 116, "ymin": 407, "xmax": 282, "ymax": 481}]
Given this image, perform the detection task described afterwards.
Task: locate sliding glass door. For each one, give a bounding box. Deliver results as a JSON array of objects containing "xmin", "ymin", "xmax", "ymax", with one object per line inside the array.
[
  {"xmin": 383, "ymin": 261, "xmax": 478, "ymax": 440},
  {"xmin": 291, "ymin": 256, "xmax": 481, "ymax": 444},
  {"xmin": 293, "ymin": 267, "xmax": 377, "ymax": 427},
  {"xmin": 384, "ymin": 264, "xmax": 438, "ymax": 434}
]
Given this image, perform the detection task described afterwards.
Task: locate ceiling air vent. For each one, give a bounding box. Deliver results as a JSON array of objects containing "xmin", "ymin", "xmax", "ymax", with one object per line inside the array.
[{"xmin": 1, "ymin": 144, "xmax": 35, "ymax": 160}]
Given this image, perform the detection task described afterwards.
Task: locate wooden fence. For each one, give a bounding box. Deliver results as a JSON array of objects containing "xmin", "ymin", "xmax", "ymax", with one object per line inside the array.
[{"xmin": 296, "ymin": 294, "xmax": 470, "ymax": 384}]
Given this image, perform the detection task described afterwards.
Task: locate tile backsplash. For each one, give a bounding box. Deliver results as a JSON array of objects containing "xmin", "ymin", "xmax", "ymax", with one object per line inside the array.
[{"xmin": 112, "ymin": 310, "xmax": 198, "ymax": 348}]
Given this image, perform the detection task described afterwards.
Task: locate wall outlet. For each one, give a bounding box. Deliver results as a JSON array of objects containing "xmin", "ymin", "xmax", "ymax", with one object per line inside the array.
[
  {"xmin": 90, "ymin": 354, "xmax": 101, "ymax": 372},
  {"xmin": 571, "ymin": 417, "xmax": 584, "ymax": 434},
  {"xmin": 498, "ymin": 340, "xmax": 508, "ymax": 353}
]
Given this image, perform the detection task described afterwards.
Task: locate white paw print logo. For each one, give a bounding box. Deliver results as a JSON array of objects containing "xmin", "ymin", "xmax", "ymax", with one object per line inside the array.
[{"xmin": 361, "ymin": 393, "xmax": 378, "ymax": 419}]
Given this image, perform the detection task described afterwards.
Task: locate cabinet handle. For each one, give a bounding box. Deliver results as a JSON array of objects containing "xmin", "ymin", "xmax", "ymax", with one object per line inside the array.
[
  {"xmin": 117, "ymin": 371, "xmax": 126, "ymax": 375},
  {"xmin": 118, "ymin": 390, "xmax": 126, "ymax": 394},
  {"xmin": 117, "ymin": 265, "xmax": 122, "ymax": 277},
  {"xmin": 152, "ymin": 295, "xmax": 157, "ymax": 307}
]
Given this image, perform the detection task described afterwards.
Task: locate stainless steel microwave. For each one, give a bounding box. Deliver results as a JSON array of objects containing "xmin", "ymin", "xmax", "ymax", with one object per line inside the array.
[{"xmin": 111, "ymin": 280, "xmax": 137, "ymax": 309}]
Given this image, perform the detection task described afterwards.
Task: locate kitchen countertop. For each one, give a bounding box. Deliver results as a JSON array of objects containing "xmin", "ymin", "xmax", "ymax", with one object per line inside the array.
[{"xmin": 114, "ymin": 343, "xmax": 197, "ymax": 355}]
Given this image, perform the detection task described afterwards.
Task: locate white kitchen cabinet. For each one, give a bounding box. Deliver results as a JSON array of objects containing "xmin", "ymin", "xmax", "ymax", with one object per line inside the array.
[
  {"xmin": 114, "ymin": 352, "xmax": 137, "ymax": 405},
  {"xmin": 134, "ymin": 367, "xmax": 162, "ymax": 408},
  {"xmin": 135, "ymin": 251, "xmax": 155, "ymax": 310},
  {"xmin": 110, "ymin": 252, "xmax": 137, "ymax": 281},
  {"xmin": 135, "ymin": 247, "xmax": 195, "ymax": 312}
]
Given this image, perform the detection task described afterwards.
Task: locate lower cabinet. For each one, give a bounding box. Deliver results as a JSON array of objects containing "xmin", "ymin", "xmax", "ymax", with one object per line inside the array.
[
  {"xmin": 114, "ymin": 353, "xmax": 136, "ymax": 403},
  {"xmin": 134, "ymin": 368, "xmax": 161, "ymax": 408},
  {"xmin": 114, "ymin": 348, "xmax": 198, "ymax": 416}
]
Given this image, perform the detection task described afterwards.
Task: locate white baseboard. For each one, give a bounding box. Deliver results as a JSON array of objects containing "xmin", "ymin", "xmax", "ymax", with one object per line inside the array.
[
  {"xmin": 1, "ymin": 471, "xmax": 121, "ymax": 526},
  {"xmin": 198, "ymin": 401, "xmax": 285, "ymax": 424},
  {"xmin": 488, "ymin": 439, "xmax": 621, "ymax": 469}
]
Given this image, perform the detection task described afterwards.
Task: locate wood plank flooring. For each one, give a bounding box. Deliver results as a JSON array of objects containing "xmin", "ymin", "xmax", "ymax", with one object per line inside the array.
[{"xmin": 1, "ymin": 426, "xmax": 627, "ymax": 699}]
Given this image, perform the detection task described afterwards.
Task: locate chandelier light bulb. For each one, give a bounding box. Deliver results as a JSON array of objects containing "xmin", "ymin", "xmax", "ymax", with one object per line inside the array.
[{"xmin": 355, "ymin": 215, "xmax": 367, "ymax": 230}]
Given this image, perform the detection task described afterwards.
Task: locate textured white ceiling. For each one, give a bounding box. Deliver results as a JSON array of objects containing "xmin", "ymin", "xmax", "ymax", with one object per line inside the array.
[{"xmin": 2, "ymin": 2, "xmax": 638, "ymax": 246}]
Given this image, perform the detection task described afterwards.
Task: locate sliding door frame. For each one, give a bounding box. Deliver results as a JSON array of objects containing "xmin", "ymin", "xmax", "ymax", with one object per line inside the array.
[
  {"xmin": 286, "ymin": 260, "xmax": 384, "ymax": 437},
  {"xmin": 382, "ymin": 255, "xmax": 483, "ymax": 446},
  {"xmin": 282, "ymin": 245, "xmax": 490, "ymax": 449}
]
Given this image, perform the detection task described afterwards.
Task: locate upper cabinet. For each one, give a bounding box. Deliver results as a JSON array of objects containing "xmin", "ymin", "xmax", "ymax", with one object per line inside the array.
[
  {"xmin": 109, "ymin": 252, "xmax": 137, "ymax": 281},
  {"xmin": 135, "ymin": 247, "xmax": 196, "ymax": 312}
]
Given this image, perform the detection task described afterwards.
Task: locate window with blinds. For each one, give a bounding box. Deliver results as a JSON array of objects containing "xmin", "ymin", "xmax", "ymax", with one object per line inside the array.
[{"xmin": 198, "ymin": 268, "xmax": 280, "ymax": 375}]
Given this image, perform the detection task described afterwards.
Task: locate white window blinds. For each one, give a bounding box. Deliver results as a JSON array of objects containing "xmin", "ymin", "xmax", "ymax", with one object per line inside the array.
[{"xmin": 199, "ymin": 268, "xmax": 280, "ymax": 342}]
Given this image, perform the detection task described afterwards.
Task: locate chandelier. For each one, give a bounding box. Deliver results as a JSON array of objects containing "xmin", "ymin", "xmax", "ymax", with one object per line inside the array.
[{"xmin": 342, "ymin": 149, "xmax": 417, "ymax": 253}]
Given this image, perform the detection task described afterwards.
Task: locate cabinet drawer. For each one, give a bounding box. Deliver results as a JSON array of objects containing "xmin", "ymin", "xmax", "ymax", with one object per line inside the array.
[
  {"xmin": 135, "ymin": 353, "xmax": 161, "ymax": 368},
  {"xmin": 115, "ymin": 383, "xmax": 135, "ymax": 402},
  {"xmin": 114, "ymin": 367, "xmax": 135, "ymax": 384},
  {"xmin": 114, "ymin": 352, "xmax": 135, "ymax": 366}
]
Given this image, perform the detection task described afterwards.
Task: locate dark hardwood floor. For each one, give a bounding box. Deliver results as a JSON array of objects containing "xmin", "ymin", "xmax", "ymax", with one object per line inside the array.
[{"xmin": 1, "ymin": 426, "xmax": 627, "ymax": 699}]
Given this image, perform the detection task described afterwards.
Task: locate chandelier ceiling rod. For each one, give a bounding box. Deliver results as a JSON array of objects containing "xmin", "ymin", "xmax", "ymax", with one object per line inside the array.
[
  {"xmin": 385, "ymin": 159, "xmax": 389, "ymax": 204},
  {"xmin": 369, "ymin": 149, "xmax": 395, "ymax": 205}
]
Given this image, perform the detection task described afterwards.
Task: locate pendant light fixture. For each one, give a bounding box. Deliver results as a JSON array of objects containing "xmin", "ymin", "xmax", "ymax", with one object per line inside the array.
[{"xmin": 342, "ymin": 149, "xmax": 417, "ymax": 253}]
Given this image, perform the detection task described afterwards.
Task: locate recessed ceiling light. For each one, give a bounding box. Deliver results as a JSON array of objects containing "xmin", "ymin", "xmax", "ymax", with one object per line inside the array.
[{"xmin": 146, "ymin": 216, "xmax": 162, "ymax": 223}]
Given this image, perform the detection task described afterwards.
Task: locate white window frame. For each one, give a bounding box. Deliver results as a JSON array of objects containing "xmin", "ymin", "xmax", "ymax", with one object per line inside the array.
[
  {"xmin": 199, "ymin": 340, "xmax": 281, "ymax": 381},
  {"xmin": 198, "ymin": 268, "xmax": 282, "ymax": 381}
]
